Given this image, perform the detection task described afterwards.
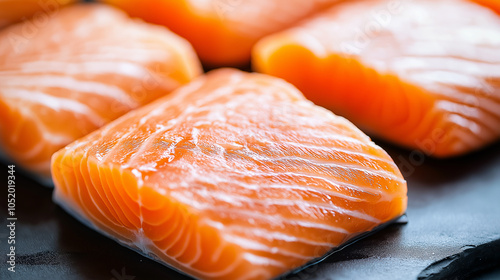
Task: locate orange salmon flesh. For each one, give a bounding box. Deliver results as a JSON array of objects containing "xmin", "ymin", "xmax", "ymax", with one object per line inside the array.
[
  {"xmin": 472, "ymin": 0, "xmax": 500, "ymax": 14},
  {"xmin": 52, "ymin": 69, "xmax": 407, "ymax": 280},
  {"xmin": 0, "ymin": 0, "xmax": 76, "ymax": 29},
  {"xmin": 0, "ymin": 4, "xmax": 202, "ymax": 180},
  {"xmin": 101, "ymin": 0, "xmax": 344, "ymax": 67},
  {"xmin": 253, "ymin": 0, "xmax": 500, "ymax": 158}
]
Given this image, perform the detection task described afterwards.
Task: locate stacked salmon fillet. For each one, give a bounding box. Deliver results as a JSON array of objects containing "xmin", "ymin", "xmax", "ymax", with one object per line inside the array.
[
  {"xmin": 0, "ymin": 5, "xmax": 201, "ymax": 179},
  {"xmin": 52, "ymin": 69, "xmax": 407, "ymax": 280},
  {"xmin": 254, "ymin": 0, "xmax": 500, "ymax": 157},
  {"xmin": 101, "ymin": 0, "xmax": 343, "ymax": 67}
]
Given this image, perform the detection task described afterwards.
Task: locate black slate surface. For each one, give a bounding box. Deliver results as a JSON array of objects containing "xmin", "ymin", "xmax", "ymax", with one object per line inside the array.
[{"xmin": 1, "ymin": 141, "xmax": 500, "ymax": 280}]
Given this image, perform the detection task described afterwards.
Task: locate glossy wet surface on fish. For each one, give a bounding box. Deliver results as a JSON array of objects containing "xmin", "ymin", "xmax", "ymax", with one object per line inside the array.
[
  {"xmin": 51, "ymin": 69, "xmax": 407, "ymax": 280},
  {"xmin": 253, "ymin": 0, "xmax": 500, "ymax": 158},
  {"xmin": 0, "ymin": 4, "xmax": 202, "ymax": 179}
]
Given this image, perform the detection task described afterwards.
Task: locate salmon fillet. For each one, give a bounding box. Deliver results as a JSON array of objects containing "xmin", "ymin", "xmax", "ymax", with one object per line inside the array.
[
  {"xmin": 253, "ymin": 0, "xmax": 500, "ymax": 158},
  {"xmin": 101, "ymin": 0, "xmax": 343, "ymax": 67},
  {"xmin": 52, "ymin": 69, "xmax": 407, "ymax": 280},
  {"xmin": 0, "ymin": 0, "xmax": 75, "ymax": 29},
  {"xmin": 0, "ymin": 4, "xmax": 202, "ymax": 180}
]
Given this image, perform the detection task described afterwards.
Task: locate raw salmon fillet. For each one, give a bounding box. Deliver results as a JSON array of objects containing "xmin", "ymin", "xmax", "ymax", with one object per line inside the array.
[
  {"xmin": 0, "ymin": 4, "xmax": 202, "ymax": 180},
  {"xmin": 253, "ymin": 0, "xmax": 500, "ymax": 157},
  {"xmin": 52, "ymin": 69, "xmax": 407, "ymax": 280},
  {"xmin": 101, "ymin": 0, "xmax": 342, "ymax": 67},
  {"xmin": 0, "ymin": 0, "xmax": 75, "ymax": 29},
  {"xmin": 472, "ymin": 0, "xmax": 500, "ymax": 14}
]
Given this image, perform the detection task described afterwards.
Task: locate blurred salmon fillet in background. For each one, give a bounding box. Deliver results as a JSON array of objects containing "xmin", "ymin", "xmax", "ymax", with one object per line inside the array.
[
  {"xmin": 254, "ymin": 0, "xmax": 500, "ymax": 158},
  {"xmin": 52, "ymin": 68, "xmax": 407, "ymax": 280},
  {"xmin": 0, "ymin": 0, "xmax": 75, "ymax": 29},
  {"xmin": 0, "ymin": 4, "xmax": 202, "ymax": 181},
  {"xmin": 101, "ymin": 0, "xmax": 343, "ymax": 67}
]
